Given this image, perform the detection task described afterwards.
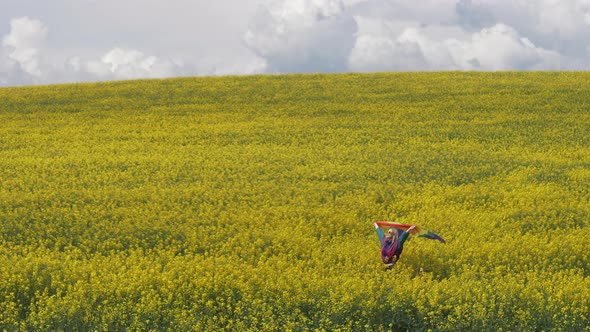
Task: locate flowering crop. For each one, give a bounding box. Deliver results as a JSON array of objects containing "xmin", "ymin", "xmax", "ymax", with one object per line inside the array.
[{"xmin": 0, "ymin": 72, "xmax": 589, "ymax": 331}]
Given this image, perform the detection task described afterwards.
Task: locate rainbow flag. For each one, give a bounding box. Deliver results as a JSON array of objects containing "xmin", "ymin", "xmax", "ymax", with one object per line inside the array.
[{"xmin": 375, "ymin": 221, "xmax": 446, "ymax": 244}]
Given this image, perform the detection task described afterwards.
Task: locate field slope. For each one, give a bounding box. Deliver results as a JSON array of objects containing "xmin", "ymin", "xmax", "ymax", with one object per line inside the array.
[{"xmin": 0, "ymin": 72, "xmax": 589, "ymax": 331}]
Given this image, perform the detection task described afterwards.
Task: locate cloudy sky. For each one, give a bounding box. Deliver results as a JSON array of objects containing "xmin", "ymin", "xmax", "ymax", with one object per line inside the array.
[{"xmin": 1, "ymin": 0, "xmax": 590, "ymax": 86}]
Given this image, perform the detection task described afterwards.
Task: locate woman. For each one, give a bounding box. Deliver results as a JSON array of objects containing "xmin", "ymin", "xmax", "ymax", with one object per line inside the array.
[{"xmin": 374, "ymin": 223, "xmax": 416, "ymax": 269}]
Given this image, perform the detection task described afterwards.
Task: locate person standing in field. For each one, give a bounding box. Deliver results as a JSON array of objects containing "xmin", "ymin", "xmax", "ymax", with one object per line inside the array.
[{"xmin": 374, "ymin": 223, "xmax": 416, "ymax": 270}]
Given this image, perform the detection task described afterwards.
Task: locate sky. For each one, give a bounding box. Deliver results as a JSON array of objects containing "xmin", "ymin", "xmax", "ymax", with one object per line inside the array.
[{"xmin": 1, "ymin": 0, "xmax": 590, "ymax": 86}]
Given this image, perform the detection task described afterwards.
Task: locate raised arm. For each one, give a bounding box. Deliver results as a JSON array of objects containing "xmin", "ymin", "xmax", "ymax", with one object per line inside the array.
[
  {"xmin": 398, "ymin": 225, "xmax": 417, "ymax": 243},
  {"xmin": 374, "ymin": 223, "xmax": 385, "ymax": 243}
]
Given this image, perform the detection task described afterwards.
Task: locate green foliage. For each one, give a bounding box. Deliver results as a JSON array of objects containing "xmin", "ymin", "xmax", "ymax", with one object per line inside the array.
[{"xmin": 0, "ymin": 72, "xmax": 589, "ymax": 331}]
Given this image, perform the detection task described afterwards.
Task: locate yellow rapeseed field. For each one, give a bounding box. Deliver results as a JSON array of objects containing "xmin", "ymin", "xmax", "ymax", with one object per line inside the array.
[{"xmin": 0, "ymin": 72, "xmax": 589, "ymax": 331}]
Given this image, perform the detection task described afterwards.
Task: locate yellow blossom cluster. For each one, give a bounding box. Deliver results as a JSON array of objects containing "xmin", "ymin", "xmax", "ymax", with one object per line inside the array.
[{"xmin": 0, "ymin": 72, "xmax": 589, "ymax": 331}]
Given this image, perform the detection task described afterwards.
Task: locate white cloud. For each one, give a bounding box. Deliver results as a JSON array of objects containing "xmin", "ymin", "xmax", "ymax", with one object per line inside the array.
[
  {"xmin": 349, "ymin": 20, "xmax": 563, "ymax": 71},
  {"xmin": 3, "ymin": 1, "xmax": 590, "ymax": 86},
  {"xmin": 244, "ymin": 0, "xmax": 586, "ymax": 73},
  {"xmin": 455, "ymin": 0, "xmax": 590, "ymax": 56},
  {"xmin": 1, "ymin": 16, "xmax": 47, "ymax": 82},
  {"xmin": 0, "ymin": 18, "xmax": 157, "ymax": 85},
  {"xmin": 0, "ymin": 17, "xmax": 190, "ymax": 86},
  {"xmin": 0, "ymin": 47, "xmax": 34, "ymax": 86},
  {"xmin": 244, "ymin": 0, "xmax": 358, "ymax": 73},
  {"xmin": 99, "ymin": 48, "xmax": 181, "ymax": 79},
  {"xmin": 463, "ymin": 23, "xmax": 561, "ymax": 70},
  {"xmin": 62, "ymin": 47, "xmax": 185, "ymax": 82},
  {"xmin": 348, "ymin": 19, "xmax": 429, "ymax": 71}
]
